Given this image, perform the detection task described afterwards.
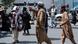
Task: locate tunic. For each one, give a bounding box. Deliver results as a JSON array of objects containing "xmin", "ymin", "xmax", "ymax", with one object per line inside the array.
[
  {"xmin": 36, "ymin": 8, "xmax": 49, "ymax": 43},
  {"xmin": 60, "ymin": 12, "xmax": 74, "ymax": 39}
]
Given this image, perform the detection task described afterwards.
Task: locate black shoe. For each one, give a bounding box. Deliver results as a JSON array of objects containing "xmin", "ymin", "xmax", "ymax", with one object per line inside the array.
[
  {"xmin": 26, "ymin": 33, "xmax": 30, "ymax": 35},
  {"xmin": 16, "ymin": 40, "xmax": 19, "ymax": 43},
  {"xmin": 23, "ymin": 33, "xmax": 26, "ymax": 35},
  {"xmin": 12, "ymin": 40, "xmax": 19, "ymax": 44}
]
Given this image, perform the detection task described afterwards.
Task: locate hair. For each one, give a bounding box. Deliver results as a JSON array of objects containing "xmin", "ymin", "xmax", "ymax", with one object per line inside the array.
[
  {"xmin": 60, "ymin": 5, "xmax": 66, "ymax": 13},
  {"xmin": 22, "ymin": 7, "xmax": 27, "ymax": 13}
]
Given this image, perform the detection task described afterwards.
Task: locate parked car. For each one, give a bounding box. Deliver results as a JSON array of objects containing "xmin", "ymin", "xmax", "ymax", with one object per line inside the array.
[{"xmin": 55, "ymin": 13, "xmax": 73, "ymax": 24}]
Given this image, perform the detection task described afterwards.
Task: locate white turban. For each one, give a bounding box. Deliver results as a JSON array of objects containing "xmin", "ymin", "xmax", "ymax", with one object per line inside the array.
[{"xmin": 12, "ymin": 6, "xmax": 19, "ymax": 11}]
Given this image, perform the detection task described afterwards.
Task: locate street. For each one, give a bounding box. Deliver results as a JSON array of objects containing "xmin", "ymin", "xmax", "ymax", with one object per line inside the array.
[{"xmin": 0, "ymin": 20, "xmax": 78, "ymax": 44}]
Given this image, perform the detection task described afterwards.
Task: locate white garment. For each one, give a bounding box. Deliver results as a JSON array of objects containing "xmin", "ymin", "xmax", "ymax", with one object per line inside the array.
[
  {"xmin": 51, "ymin": 8, "xmax": 56, "ymax": 16},
  {"xmin": 12, "ymin": 6, "xmax": 19, "ymax": 11},
  {"xmin": 14, "ymin": 11, "xmax": 20, "ymax": 28}
]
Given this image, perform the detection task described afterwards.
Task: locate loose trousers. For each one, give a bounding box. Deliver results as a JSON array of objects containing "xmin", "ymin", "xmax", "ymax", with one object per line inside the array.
[{"xmin": 12, "ymin": 29, "xmax": 19, "ymax": 41}]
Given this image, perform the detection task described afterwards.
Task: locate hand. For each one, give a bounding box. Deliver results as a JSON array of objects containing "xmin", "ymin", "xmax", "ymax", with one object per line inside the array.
[
  {"xmin": 60, "ymin": 25, "xmax": 61, "ymax": 28},
  {"xmin": 59, "ymin": 24, "xmax": 62, "ymax": 28},
  {"xmin": 59, "ymin": 22, "xmax": 63, "ymax": 26}
]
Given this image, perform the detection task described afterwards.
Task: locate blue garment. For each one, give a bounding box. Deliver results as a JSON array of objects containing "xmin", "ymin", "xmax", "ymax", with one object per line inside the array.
[{"xmin": 51, "ymin": 15, "xmax": 57, "ymax": 27}]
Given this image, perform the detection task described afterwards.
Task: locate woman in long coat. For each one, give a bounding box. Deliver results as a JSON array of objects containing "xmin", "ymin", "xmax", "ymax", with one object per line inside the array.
[
  {"xmin": 36, "ymin": 2, "xmax": 52, "ymax": 44},
  {"xmin": 22, "ymin": 7, "xmax": 31, "ymax": 35},
  {"xmin": 60, "ymin": 6, "xmax": 76, "ymax": 44},
  {"xmin": 0, "ymin": 6, "xmax": 10, "ymax": 31},
  {"xmin": 2, "ymin": 13, "xmax": 10, "ymax": 31}
]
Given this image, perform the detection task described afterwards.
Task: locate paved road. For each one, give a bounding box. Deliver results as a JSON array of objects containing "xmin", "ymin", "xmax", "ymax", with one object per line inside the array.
[{"xmin": 0, "ymin": 20, "xmax": 78, "ymax": 44}]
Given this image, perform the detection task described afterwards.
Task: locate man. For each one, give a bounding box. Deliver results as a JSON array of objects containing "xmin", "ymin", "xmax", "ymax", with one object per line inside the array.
[
  {"xmin": 60, "ymin": 6, "xmax": 76, "ymax": 44},
  {"xmin": 36, "ymin": 1, "xmax": 52, "ymax": 44},
  {"xmin": 50, "ymin": 5, "xmax": 57, "ymax": 28},
  {"xmin": 11, "ymin": 6, "xmax": 22, "ymax": 44}
]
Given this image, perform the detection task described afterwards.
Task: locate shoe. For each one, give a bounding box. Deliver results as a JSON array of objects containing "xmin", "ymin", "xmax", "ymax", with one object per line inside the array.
[
  {"xmin": 26, "ymin": 33, "xmax": 30, "ymax": 35},
  {"xmin": 16, "ymin": 40, "xmax": 19, "ymax": 43},
  {"xmin": 12, "ymin": 42, "xmax": 16, "ymax": 44},
  {"xmin": 23, "ymin": 33, "xmax": 26, "ymax": 35},
  {"xmin": 12, "ymin": 40, "xmax": 19, "ymax": 44}
]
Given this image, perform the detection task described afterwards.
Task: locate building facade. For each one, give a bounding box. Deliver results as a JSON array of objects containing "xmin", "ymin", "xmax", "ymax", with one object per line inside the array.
[
  {"xmin": 15, "ymin": 0, "xmax": 78, "ymax": 9},
  {"xmin": 0, "ymin": 0, "xmax": 78, "ymax": 13}
]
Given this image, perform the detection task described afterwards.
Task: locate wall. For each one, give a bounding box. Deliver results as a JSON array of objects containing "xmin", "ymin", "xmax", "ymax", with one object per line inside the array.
[{"xmin": 0, "ymin": 0, "xmax": 2, "ymax": 4}]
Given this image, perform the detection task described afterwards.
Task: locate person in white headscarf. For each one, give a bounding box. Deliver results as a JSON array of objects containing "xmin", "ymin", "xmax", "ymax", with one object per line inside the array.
[{"xmin": 11, "ymin": 6, "xmax": 22, "ymax": 44}]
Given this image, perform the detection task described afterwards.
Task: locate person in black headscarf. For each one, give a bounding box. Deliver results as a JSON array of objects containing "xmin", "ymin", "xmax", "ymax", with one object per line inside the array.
[
  {"xmin": 22, "ymin": 7, "xmax": 31, "ymax": 35},
  {"xmin": 0, "ymin": 5, "xmax": 10, "ymax": 31},
  {"xmin": 71, "ymin": 10, "xmax": 77, "ymax": 25},
  {"xmin": 0, "ymin": 6, "xmax": 3, "ymax": 31},
  {"xmin": 44, "ymin": 8, "xmax": 48, "ymax": 34}
]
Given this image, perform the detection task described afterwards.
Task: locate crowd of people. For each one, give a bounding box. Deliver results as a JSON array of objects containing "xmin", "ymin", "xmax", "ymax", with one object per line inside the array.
[{"xmin": 0, "ymin": 1, "xmax": 77, "ymax": 44}]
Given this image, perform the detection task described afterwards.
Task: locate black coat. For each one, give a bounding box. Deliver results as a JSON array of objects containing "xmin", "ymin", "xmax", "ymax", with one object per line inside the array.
[
  {"xmin": 45, "ymin": 13, "xmax": 48, "ymax": 27},
  {"xmin": 71, "ymin": 11, "xmax": 77, "ymax": 24},
  {"xmin": 0, "ymin": 11, "xmax": 10, "ymax": 31},
  {"xmin": 21, "ymin": 11, "xmax": 31, "ymax": 30}
]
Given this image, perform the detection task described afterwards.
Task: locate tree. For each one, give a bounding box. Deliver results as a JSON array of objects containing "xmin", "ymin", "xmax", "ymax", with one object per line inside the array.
[{"xmin": 1, "ymin": 0, "xmax": 15, "ymax": 9}]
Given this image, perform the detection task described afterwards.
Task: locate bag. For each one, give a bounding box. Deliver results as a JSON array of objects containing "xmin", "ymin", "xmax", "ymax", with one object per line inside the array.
[{"xmin": 17, "ymin": 27, "xmax": 22, "ymax": 31}]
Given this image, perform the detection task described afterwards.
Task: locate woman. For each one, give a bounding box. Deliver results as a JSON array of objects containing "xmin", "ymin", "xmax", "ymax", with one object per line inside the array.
[
  {"xmin": 22, "ymin": 7, "xmax": 31, "ymax": 35},
  {"xmin": 60, "ymin": 5, "xmax": 76, "ymax": 44},
  {"xmin": 0, "ymin": 6, "xmax": 10, "ymax": 31}
]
